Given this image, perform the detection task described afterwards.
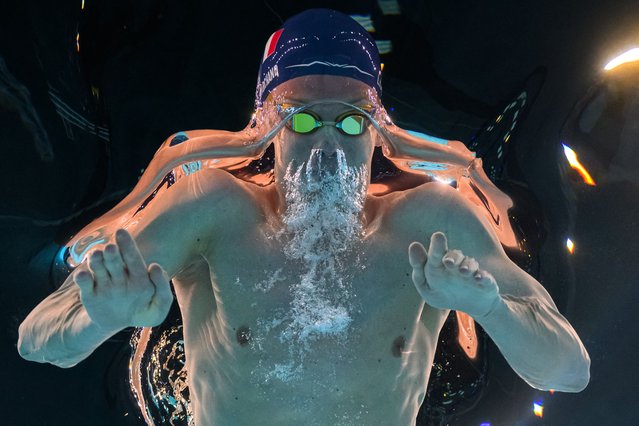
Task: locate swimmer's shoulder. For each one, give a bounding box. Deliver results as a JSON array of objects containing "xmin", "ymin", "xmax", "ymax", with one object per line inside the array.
[
  {"xmin": 406, "ymin": 180, "xmax": 470, "ymax": 207},
  {"xmin": 185, "ymin": 167, "xmax": 264, "ymax": 226},
  {"xmin": 395, "ymin": 180, "xmax": 498, "ymax": 243},
  {"xmin": 381, "ymin": 181, "xmax": 467, "ymax": 233}
]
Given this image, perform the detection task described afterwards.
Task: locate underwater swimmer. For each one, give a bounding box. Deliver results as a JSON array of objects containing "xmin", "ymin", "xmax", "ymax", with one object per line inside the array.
[{"xmin": 18, "ymin": 9, "xmax": 590, "ymax": 426}]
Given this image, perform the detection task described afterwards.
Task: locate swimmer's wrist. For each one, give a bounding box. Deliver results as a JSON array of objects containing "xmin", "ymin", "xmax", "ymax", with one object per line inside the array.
[
  {"xmin": 76, "ymin": 308, "xmax": 125, "ymax": 338},
  {"xmin": 37, "ymin": 307, "xmax": 127, "ymax": 367},
  {"xmin": 472, "ymin": 294, "xmax": 504, "ymax": 323}
]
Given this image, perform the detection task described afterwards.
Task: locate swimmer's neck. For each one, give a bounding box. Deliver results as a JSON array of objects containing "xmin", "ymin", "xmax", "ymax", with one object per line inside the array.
[{"xmin": 266, "ymin": 181, "xmax": 379, "ymax": 231}]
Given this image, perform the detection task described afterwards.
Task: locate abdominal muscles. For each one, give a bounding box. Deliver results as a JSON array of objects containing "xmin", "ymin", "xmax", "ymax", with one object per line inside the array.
[{"xmin": 180, "ymin": 265, "xmax": 439, "ymax": 426}]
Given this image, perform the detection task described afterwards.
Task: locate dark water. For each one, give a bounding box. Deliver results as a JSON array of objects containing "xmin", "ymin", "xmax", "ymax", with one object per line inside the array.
[{"xmin": 3, "ymin": 1, "xmax": 639, "ymax": 425}]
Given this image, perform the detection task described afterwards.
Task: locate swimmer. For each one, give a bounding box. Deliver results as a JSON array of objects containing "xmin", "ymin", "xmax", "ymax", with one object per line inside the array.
[{"xmin": 18, "ymin": 9, "xmax": 590, "ymax": 426}]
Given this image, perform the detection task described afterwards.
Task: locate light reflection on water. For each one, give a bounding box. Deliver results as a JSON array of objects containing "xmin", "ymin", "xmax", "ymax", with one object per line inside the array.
[{"xmin": 129, "ymin": 324, "xmax": 193, "ymax": 426}]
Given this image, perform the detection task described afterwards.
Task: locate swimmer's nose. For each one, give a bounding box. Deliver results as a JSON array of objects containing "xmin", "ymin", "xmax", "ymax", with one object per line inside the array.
[
  {"xmin": 312, "ymin": 134, "xmax": 341, "ymax": 156},
  {"xmin": 309, "ymin": 149, "xmax": 339, "ymax": 174}
]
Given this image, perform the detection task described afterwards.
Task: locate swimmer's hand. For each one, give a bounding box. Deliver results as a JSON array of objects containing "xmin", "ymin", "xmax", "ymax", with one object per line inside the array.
[
  {"xmin": 408, "ymin": 232, "xmax": 500, "ymax": 319},
  {"xmin": 74, "ymin": 229, "xmax": 174, "ymax": 330}
]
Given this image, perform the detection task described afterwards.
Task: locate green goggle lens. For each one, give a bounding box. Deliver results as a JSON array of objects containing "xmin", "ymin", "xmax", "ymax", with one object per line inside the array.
[
  {"xmin": 288, "ymin": 112, "xmax": 367, "ymax": 136},
  {"xmin": 339, "ymin": 115, "xmax": 366, "ymax": 135},
  {"xmin": 290, "ymin": 113, "xmax": 318, "ymax": 133}
]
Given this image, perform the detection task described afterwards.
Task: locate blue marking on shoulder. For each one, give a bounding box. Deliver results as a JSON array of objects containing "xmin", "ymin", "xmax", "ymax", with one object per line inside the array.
[
  {"xmin": 409, "ymin": 161, "xmax": 449, "ymax": 171},
  {"xmin": 169, "ymin": 131, "xmax": 190, "ymax": 147},
  {"xmin": 182, "ymin": 160, "xmax": 202, "ymax": 176},
  {"xmin": 71, "ymin": 238, "xmax": 106, "ymax": 264},
  {"xmin": 406, "ymin": 130, "xmax": 449, "ymax": 145}
]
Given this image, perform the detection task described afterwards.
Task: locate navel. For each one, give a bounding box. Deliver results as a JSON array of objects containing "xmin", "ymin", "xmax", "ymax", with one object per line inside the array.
[
  {"xmin": 391, "ymin": 335, "xmax": 405, "ymax": 357},
  {"xmin": 236, "ymin": 325, "xmax": 252, "ymax": 346}
]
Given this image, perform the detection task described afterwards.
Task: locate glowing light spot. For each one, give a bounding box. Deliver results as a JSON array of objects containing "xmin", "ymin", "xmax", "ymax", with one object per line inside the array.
[
  {"xmin": 433, "ymin": 176, "xmax": 454, "ymax": 185},
  {"xmin": 533, "ymin": 401, "xmax": 544, "ymax": 418},
  {"xmin": 604, "ymin": 47, "xmax": 639, "ymax": 70},
  {"xmin": 566, "ymin": 238, "xmax": 575, "ymax": 254},
  {"xmin": 496, "ymin": 114, "xmax": 503, "ymax": 123},
  {"xmin": 562, "ymin": 144, "xmax": 596, "ymax": 186},
  {"xmin": 480, "ymin": 423, "xmax": 491, "ymax": 426},
  {"xmin": 504, "ymin": 134, "xmax": 511, "ymax": 143},
  {"xmin": 549, "ymin": 389, "xmax": 555, "ymax": 394},
  {"xmin": 76, "ymin": 33, "xmax": 80, "ymax": 52},
  {"xmin": 381, "ymin": 62, "xmax": 385, "ymax": 72}
]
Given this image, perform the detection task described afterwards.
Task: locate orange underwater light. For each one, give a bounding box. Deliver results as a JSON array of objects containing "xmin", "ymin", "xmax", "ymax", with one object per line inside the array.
[{"xmin": 562, "ymin": 144, "xmax": 596, "ymax": 186}]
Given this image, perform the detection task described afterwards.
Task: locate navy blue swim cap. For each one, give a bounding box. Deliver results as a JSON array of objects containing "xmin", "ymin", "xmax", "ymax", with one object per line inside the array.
[{"xmin": 255, "ymin": 9, "xmax": 382, "ymax": 107}]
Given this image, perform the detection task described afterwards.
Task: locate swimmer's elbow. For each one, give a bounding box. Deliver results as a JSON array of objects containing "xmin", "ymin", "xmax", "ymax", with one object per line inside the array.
[
  {"xmin": 554, "ymin": 349, "xmax": 591, "ymax": 393},
  {"xmin": 17, "ymin": 322, "xmax": 38, "ymax": 362},
  {"xmin": 524, "ymin": 359, "xmax": 591, "ymax": 393},
  {"xmin": 17, "ymin": 325, "xmax": 82, "ymax": 369},
  {"xmin": 528, "ymin": 374, "xmax": 590, "ymax": 393},
  {"xmin": 50, "ymin": 359, "xmax": 81, "ymax": 369},
  {"xmin": 563, "ymin": 361, "xmax": 591, "ymax": 393},
  {"xmin": 18, "ymin": 345, "xmax": 82, "ymax": 369},
  {"xmin": 567, "ymin": 375, "xmax": 590, "ymax": 393}
]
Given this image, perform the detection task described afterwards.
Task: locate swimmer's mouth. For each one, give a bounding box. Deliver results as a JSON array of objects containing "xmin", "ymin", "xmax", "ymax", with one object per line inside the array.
[
  {"xmin": 306, "ymin": 150, "xmax": 340, "ymax": 176},
  {"xmin": 307, "ymin": 162, "xmax": 338, "ymax": 178}
]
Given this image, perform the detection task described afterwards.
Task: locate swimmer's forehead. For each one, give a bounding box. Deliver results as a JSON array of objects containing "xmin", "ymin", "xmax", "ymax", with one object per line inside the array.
[{"xmin": 271, "ymin": 75, "xmax": 377, "ymax": 106}]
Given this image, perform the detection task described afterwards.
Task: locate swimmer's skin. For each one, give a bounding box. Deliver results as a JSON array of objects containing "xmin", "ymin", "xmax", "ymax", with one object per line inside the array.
[{"xmin": 18, "ymin": 75, "xmax": 590, "ymax": 425}]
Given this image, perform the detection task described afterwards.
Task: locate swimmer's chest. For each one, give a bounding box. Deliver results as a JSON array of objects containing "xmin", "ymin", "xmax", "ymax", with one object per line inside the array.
[
  {"xmin": 204, "ymin": 187, "xmax": 452, "ymax": 327},
  {"xmin": 202, "ymin": 224, "xmax": 443, "ymax": 347}
]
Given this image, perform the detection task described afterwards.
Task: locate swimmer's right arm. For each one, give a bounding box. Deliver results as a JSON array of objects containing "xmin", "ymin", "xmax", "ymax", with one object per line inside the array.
[
  {"xmin": 17, "ymin": 229, "xmax": 174, "ymax": 368},
  {"xmin": 18, "ymin": 167, "xmax": 229, "ymax": 368},
  {"xmin": 160, "ymin": 129, "xmax": 272, "ymax": 159}
]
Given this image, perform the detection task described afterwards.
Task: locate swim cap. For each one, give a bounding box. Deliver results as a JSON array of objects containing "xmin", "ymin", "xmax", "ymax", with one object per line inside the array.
[{"xmin": 255, "ymin": 9, "xmax": 382, "ymax": 107}]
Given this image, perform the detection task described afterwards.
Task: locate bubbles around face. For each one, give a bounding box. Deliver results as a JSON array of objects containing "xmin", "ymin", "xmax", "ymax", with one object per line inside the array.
[
  {"xmin": 281, "ymin": 149, "xmax": 368, "ymax": 261},
  {"xmin": 247, "ymin": 149, "xmax": 369, "ymax": 384}
]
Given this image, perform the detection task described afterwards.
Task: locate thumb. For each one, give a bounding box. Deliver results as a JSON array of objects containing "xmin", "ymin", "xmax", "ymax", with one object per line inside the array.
[
  {"xmin": 408, "ymin": 242, "xmax": 428, "ymax": 287},
  {"xmin": 148, "ymin": 263, "xmax": 174, "ymax": 308},
  {"xmin": 408, "ymin": 242, "xmax": 428, "ymax": 268}
]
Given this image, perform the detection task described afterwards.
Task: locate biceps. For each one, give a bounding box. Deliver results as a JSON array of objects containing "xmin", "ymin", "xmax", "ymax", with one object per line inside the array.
[{"xmin": 124, "ymin": 187, "xmax": 207, "ymax": 279}]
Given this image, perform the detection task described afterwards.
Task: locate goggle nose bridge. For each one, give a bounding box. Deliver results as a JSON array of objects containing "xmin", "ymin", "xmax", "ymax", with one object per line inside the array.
[
  {"xmin": 278, "ymin": 102, "xmax": 371, "ymax": 136},
  {"xmin": 294, "ymin": 112, "xmax": 366, "ymax": 135}
]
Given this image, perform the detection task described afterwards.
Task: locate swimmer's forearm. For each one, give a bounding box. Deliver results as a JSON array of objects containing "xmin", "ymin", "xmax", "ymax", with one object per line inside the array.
[
  {"xmin": 397, "ymin": 142, "xmax": 473, "ymax": 166},
  {"xmin": 474, "ymin": 294, "xmax": 591, "ymax": 392},
  {"xmin": 164, "ymin": 130, "xmax": 266, "ymax": 159},
  {"xmin": 17, "ymin": 279, "xmax": 122, "ymax": 368},
  {"xmin": 384, "ymin": 130, "xmax": 475, "ymax": 166}
]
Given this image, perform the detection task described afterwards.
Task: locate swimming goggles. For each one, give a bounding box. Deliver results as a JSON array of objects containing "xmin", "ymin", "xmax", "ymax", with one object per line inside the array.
[{"xmin": 276, "ymin": 103, "xmax": 371, "ymax": 136}]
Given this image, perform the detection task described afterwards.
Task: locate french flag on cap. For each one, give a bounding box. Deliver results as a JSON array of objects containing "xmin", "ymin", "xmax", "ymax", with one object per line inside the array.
[{"xmin": 262, "ymin": 29, "xmax": 284, "ymax": 63}]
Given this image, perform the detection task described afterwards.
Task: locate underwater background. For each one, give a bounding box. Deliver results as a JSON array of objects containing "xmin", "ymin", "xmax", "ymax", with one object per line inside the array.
[{"xmin": 2, "ymin": 0, "xmax": 639, "ymax": 425}]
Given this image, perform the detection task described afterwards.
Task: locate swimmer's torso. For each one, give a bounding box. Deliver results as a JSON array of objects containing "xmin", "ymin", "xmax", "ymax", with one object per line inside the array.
[{"xmin": 170, "ymin": 168, "xmax": 452, "ymax": 426}]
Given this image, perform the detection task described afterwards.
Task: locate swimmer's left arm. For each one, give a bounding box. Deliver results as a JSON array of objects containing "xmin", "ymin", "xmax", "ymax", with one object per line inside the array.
[
  {"xmin": 378, "ymin": 124, "xmax": 476, "ymax": 167},
  {"xmin": 408, "ymin": 187, "xmax": 591, "ymax": 393}
]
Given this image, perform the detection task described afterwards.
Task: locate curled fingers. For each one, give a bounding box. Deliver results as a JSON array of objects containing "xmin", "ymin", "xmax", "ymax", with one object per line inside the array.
[
  {"xmin": 103, "ymin": 243, "xmax": 127, "ymax": 286},
  {"xmin": 88, "ymin": 250, "xmax": 112, "ymax": 289}
]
